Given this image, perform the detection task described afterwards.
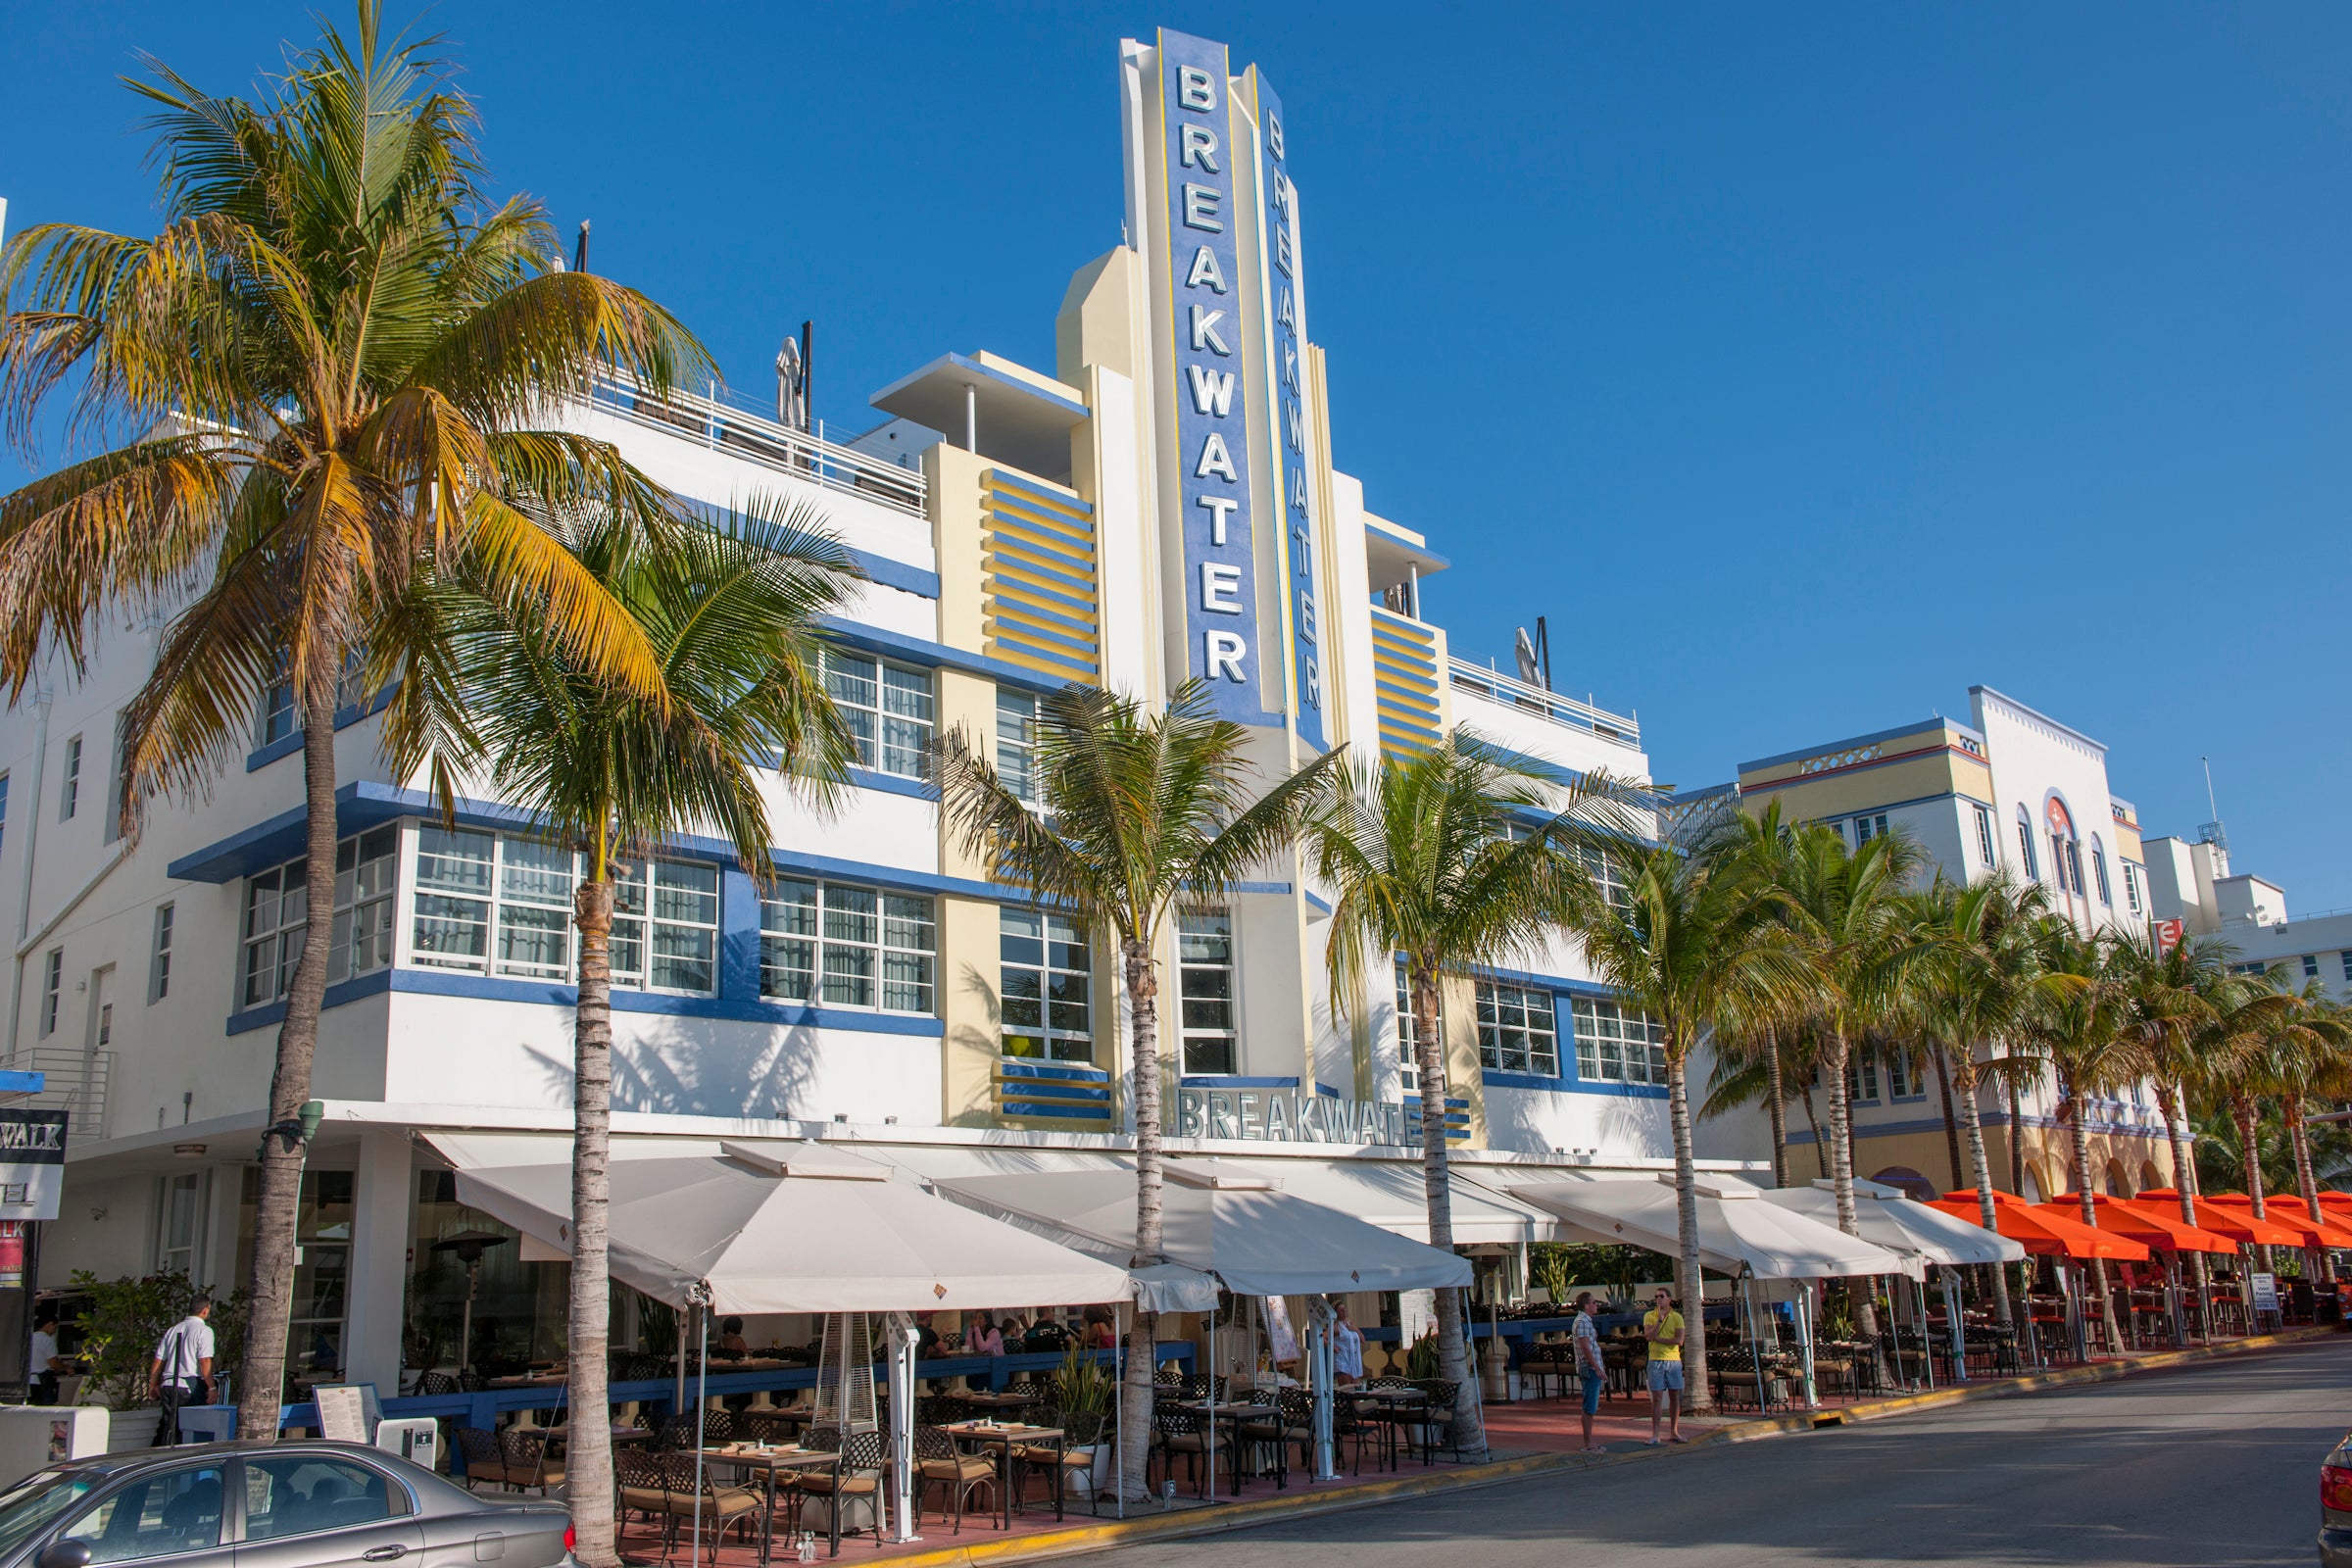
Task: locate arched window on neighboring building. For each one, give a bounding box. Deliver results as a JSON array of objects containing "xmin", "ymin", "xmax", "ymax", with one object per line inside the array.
[
  {"xmin": 2020, "ymin": 1163, "xmax": 2046, "ymax": 1202},
  {"xmin": 2104, "ymin": 1158, "xmax": 2131, "ymax": 1197},
  {"xmin": 2016, "ymin": 807, "xmax": 2040, "ymax": 881},
  {"xmin": 2090, "ymin": 835, "xmax": 2112, "ymax": 906},
  {"xmin": 2139, "ymin": 1160, "xmax": 2163, "ymax": 1192},
  {"xmin": 1870, "ymin": 1165, "xmax": 1938, "ymax": 1201}
]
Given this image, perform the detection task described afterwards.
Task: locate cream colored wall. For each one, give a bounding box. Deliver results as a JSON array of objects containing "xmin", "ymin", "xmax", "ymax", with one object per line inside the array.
[
  {"xmin": 928, "ymin": 443, "xmax": 989, "ymax": 654},
  {"xmin": 1740, "ymin": 752, "xmax": 1970, "ymax": 822}
]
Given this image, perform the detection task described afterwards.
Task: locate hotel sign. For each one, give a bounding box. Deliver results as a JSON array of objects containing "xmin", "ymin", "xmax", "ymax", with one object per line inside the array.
[
  {"xmin": 0, "ymin": 1109, "xmax": 68, "ymax": 1220},
  {"xmin": 1175, "ymin": 1085, "xmax": 1412, "ymax": 1147},
  {"xmin": 1141, "ymin": 30, "xmax": 1328, "ymax": 748}
]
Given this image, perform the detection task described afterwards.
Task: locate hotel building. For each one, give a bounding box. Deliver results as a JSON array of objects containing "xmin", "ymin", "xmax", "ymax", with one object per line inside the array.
[
  {"xmin": 1683, "ymin": 686, "xmax": 2182, "ymax": 1205},
  {"xmin": 0, "ymin": 31, "xmax": 1719, "ymax": 1389},
  {"xmin": 2145, "ymin": 826, "xmax": 2352, "ymax": 1004}
]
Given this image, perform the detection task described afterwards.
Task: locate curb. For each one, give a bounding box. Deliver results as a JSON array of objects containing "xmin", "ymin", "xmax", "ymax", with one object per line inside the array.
[{"xmin": 864, "ymin": 1325, "xmax": 2341, "ymax": 1568}]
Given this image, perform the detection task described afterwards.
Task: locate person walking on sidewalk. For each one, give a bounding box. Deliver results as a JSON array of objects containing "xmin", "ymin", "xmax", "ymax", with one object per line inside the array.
[
  {"xmin": 149, "ymin": 1296, "xmax": 215, "ymax": 1446},
  {"xmin": 1642, "ymin": 1288, "xmax": 1687, "ymax": 1446},
  {"xmin": 1571, "ymin": 1292, "xmax": 1607, "ymax": 1451}
]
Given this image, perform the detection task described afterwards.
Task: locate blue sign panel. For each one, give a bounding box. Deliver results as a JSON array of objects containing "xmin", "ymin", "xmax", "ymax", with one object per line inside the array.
[
  {"xmin": 1159, "ymin": 31, "xmax": 1266, "ymax": 723},
  {"xmin": 1254, "ymin": 77, "xmax": 1325, "ymax": 752}
]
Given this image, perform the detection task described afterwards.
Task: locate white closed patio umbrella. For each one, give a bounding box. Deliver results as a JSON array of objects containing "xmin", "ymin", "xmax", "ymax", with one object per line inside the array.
[{"xmin": 424, "ymin": 1133, "xmax": 1151, "ymax": 1549}]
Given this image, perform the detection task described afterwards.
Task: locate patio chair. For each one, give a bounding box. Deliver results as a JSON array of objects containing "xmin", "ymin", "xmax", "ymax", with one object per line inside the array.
[
  {"xmin": 1151, "ymin": 1402, "xmax": 1219, "ymax": 1498},
  {"xmin": 796, "ymin": 1430, "xmax": 888, "ymax": 1548},
  {"xmin": 1235, "ymin": 1390, "xmax": 1292, "ymax": 1490},
  {"xmin": 498, "ymin": 1428, "xmax": 565, "ymax": 1495},
  {"xmin": 456, "ymin": 1426, "xmax": 518, "ymax": 1492},
  {"xmin": 614, "ymin": 1448, "xmax": 669, "ymax": 1534},
  {"xmin": 914, "ymin": 1425, "xmax": 997, "ymax": 1533},
  {"xmin": 1014, "ymin": 1407, "xmax": 1104, "ymax": 1517},
  {"xmin": 1329, "ymin": 1388, "xmax": 1372, "ymax": 1477},
  {"xmin": 1709, "ymin": 1347, "xmax": 1763, "ymax": 1411},
  {"xmin": 410, "ymin": 1371, "xmax": 461, "ymax": 1396},
  {"xmin": 1518, "ymin": 1344, "xmax": 1571, "ymax": 1401},
  {"xmin": 1407, "ymin": 1380, "xmax": 1464, "ymax": 1465},
  {"xmin": 654, "ymin": 1452, "xmax": 761, "ymax": 1563}
]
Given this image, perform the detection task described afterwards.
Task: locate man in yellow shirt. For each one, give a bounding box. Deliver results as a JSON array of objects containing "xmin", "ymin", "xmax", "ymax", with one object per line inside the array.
[{"xmin": 1642, "ymin": 1288, "xmax": 1687, "ymax": 1445}]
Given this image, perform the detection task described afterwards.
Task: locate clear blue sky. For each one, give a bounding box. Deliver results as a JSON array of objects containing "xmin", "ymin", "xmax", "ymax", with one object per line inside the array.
[{"xmin": 5, "ymin": 3, "xmax": 2349, "ymax": 908}]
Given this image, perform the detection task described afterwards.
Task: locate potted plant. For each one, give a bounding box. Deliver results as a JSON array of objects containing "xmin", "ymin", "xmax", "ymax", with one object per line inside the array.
[
  {"xmin": 1049, "ymin": 1345, "xmax": 1115, "ymax": 1496},
  {"xmin": 69, "ymin": 1269, "xmax": 248, "ymax": 1450}
]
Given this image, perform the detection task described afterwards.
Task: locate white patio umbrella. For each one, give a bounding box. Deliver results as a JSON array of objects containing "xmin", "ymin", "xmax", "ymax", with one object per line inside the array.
[{"xmin": 423, "ymin": 1133, "xmax": 1159, "ymax": 1549}]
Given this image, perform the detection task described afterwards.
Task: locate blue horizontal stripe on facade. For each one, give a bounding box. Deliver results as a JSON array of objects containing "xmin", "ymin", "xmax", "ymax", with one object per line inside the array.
[
  {"xmin": 994, "ymin": 1082, "xmax": 1113, "ymax": 1104},
  {"xmin": 815, "ymin": 618, "xmax": 1074, "ymax": 697},
  {"xmin": 226, "ymin": 964, "xmax": 951, "ymax": 1038},
  {"xmin": 244, "ymin": 686, "xmax": 398, "ymax": 771},
  {"xmin": 1002, "ymin": 1102, "xmax": 1113, "ymax": 1121},
  {"xmin": 845, "ymin": 767, "xmax": 934, "ymax": 801},
  {"xmin": 984, "ymin": 466, "xmax": 1095, "ymax": 513},
  {"xmin": 998, "ymin": 1058, "xmax": 1110, "ymax": 1082},
  {"xmin": 846, "ymin": 548, "xmax": 941, "ymax": 600},
  {"xmin": 1788, "ymin": 1110, "xmax": 2174, "ymax": 1144}
]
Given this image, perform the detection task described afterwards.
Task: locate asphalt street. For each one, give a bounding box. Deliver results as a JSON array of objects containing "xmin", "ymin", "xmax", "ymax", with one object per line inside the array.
[{"xmin": 1093, "ymin": 1339, "xmax": 2351, "ymax": 1567}]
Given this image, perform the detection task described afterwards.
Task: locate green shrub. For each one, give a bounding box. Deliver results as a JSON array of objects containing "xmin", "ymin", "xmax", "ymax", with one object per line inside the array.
[{"xmin": 69, "ymin": 1269, "xmax": 249, "ymax": 1411}]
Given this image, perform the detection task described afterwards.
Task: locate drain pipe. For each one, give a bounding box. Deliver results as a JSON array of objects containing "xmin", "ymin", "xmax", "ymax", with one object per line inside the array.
[{"xmin": 5, "ymin": 689, "xmax": 54, "ymax": 1064}]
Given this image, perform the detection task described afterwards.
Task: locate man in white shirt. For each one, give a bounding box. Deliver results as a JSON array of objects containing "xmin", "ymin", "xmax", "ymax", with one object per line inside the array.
[
  {"xmin": 1571, "ymin": 1292, "xmax": 1607, "ymax": 1451},
  {"xmin": 148, "ymin": 1297, "xmax": 215, "ymax": 1446},
  {"xmin": 27, "ymin": 1313, "xmax": 62, "ymax": 1406}
]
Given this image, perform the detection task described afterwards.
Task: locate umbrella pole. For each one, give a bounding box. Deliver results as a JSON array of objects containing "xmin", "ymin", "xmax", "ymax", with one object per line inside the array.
[
  {"xmin": 1207, "ymin": 1306, "xmax": 1217, "ymax": 1497},
  {"xmin": 1794, "ymin": 1285, "xmax": 1818, "ymax": 1409},
  {"xmin": 1114, "ymin": 1303, "xmax": 1124, "ymax": 1520},
  {"xmin": 1742, "ymin": 1272, "xmax": 1767, "ymax": 1411},
  {"xmin": 690, "ymin": 1293, "xmax": 709, "ymax": 1568},
  {"xmin": 1942, "ymin": 1269, "xmax": 1965, "ymax": 1383},
  {"xmin": 886, "ymin": 1312, "xmax": 917, "ymax": 1544}
]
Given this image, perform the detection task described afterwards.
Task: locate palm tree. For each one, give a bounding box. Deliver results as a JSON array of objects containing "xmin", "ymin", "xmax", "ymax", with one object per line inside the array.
[
  {"xmin": 2025, "ymin": 925, "xmax": 2139, "ymax": 1354},
  {"xmin": 933, "ymin": 682, "xmax": 1344, "ymax": 1500},
  {"xmin": 1703, "ymin": 801, "xmax": 1812, "ymax": 1188},
  {"xmin": 2260, "ymin": 983, "xmax": 2351, "ymax": 1282},
  {"xmin": 1571, "ymin": 828, "xmax": 1814, "ymax": 1412},
  {"xmin": 1771, "ymin": 824, "xmax": 1925, "ymax": 1348},
  {"xmin": 416, "ymin": 496, "xmax": 858, "ymax": 1565},
  {"xmin": 0, "ymin": 5, "xmax": 701, "ymax": 1436},
  {"xmin": 1309, "ymin": 737, "xmax": 1640, "ymax": 1446}
]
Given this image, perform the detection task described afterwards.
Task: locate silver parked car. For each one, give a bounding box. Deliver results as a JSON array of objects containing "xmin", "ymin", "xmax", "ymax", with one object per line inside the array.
[
  {"xmin": 0, "ymin": 1442, "xmax": 575, "ymax": 1568},
  {"xmin": 2323, "ymin": 1431, "xmax": 2352, "ymax": 1566}
]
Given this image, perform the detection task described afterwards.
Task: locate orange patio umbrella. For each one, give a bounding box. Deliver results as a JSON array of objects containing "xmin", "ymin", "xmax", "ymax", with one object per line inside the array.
[
  {"xmin": 2051, "ymin": 1195, "xmax": 2238, "ymax": 1254},
  {"xmin": 1930, "ymin": 1191, "xmax": 2152, "ymax": 1262},
  {"xmin": 2136, "ymin": 1189, "xmax": 2304, "ymax": 1249},
  {"xmin": 2194, "ymin": 1192, "xmax": 2352, "ymax": 1250},
  {"xmin": 2318, "ymin": 1191, "xmax": 2352, "ymax": 1214},
  {"xmin": 2262, "ymin": 1195, "xmax": 2352, "ymax": 1250}
]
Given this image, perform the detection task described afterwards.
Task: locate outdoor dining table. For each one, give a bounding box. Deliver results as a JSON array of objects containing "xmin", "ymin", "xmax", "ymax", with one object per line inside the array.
[
  {"xmin": 700, "ymin": 1443, "xmax": 842, "ymax": 1565},
  {"xmin": 939, "ymin": 1420, "xmax": 1066, "ymax": 1529},
  {"xmin": 1337, "ymin": 1388, "xmax": 1428, "ymax": 1473},
  {"xmin": 956, "ymin": 1391, "xmax": 1043, "ymax": 1413}
]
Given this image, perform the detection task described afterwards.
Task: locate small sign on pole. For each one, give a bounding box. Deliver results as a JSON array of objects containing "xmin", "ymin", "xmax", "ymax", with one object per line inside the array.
[{"xmin": 2249, "ymin": 1272, "xmax": 2281, "ymax": 1326}]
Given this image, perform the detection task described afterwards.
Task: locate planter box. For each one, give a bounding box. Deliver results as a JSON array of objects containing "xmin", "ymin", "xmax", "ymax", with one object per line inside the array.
[{"xmin": 102, "ymin": 1409, "xmax": 164, "ymax": 1454}]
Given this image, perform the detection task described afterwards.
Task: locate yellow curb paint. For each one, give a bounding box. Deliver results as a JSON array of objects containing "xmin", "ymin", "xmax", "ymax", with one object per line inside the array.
[{"xmin": 867, "ymin": 1328, "xmax": 2342, "ymax": 1568}]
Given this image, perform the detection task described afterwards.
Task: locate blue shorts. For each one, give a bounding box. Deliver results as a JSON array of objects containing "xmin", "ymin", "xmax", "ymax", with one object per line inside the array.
[
  {"xmin": 1581, "ymin": 1371, "xmax": 1603, "ymax": 1414},
  {"xmin": 1646, "ymin": 1357, "xmax": 1685, "ymax": 1393}
]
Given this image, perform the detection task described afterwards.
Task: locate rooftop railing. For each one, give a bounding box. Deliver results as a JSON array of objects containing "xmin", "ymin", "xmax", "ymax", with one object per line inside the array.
[
  {"xmin": 1447, "ymin": 658, "xmax": 1641, "ymax": 751},
  {"xmin": 587, "ymin": 374, "xmax": 927, "ymax": 519},
  {"xmin": 10, "ymin": 1049, "xmax": 112, "ymax": 1142}
]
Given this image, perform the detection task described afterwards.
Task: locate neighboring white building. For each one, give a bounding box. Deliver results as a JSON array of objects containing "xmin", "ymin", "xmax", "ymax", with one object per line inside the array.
[
  {"xmin": 2145, "ymin": 829, "xmax": 2352, "ymax": 1002},
  {"xmin": 0, "ymin": 29, "xmax": 1723, "ymax": 1392}
]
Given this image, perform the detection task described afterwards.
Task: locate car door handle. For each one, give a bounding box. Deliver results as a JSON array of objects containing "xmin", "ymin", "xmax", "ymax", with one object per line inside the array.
[{"xmin": 362, "ymin": 1548, "xmax": 408, "ymax": 1561}]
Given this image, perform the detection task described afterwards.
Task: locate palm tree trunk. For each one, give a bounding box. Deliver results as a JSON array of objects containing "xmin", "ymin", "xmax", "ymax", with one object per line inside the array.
[
  {"xmin": 1822, "ymin": 1032, "xmax": 1885, "ymax": 1374},
  {"xmin": 2006, "ymin": 1067, "xmax": 2027, "ymax": 1196},
  {"xmin": 1118, "ymin": 938, "xmax": 1163, "ymax": 1500},
  {"xmin": 1951, "ymin": 1052, "xmax": 2012, "ymax": 1327},
  {"xmin": 238, "ymin": 687, "xmax": 339, "ymax": 1441},
  {"xmin": 1763, "ymin": 1027, "xmax": 1788, "ymax": 1190},
  {"xmin": 1798, "ymin": 1083, "xmax": 1827, "ymax": 1183},
  {"xmin": 2288, "ymin": 1101, "xmax": 2329, "ymax": 1283},
  {"xmin": 2067, "ymin": 1091, "xmax": 2125, "ymax": 1356},
  {"xmin": 2236, "ymin": 1096, "xmax": 2272, "ymax": 1273},
  {"xmin": 2152, "ymin": 1082, "xmax": 2208, "ymax": 1332},
  {"xmin": 567, "ymin": 870, "xmax": 617, "ymax": 1566},
  {"xmin": 1410, "ymin": 962, "xmax": 1485, "ymax": 1458},
  {"xmin": 1666, "ymin": 1041, "xmax": 1712, "ymax": 1413},
  {"xmin": 1931, "ymin": 1045, "xmax": 1964, "ymax": 1193}
]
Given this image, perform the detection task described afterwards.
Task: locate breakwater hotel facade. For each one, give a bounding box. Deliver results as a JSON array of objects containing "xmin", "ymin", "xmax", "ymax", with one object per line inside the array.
[{"xmin": 0, "ymin": 33, "xmax": 1726, "ymax": 1388}]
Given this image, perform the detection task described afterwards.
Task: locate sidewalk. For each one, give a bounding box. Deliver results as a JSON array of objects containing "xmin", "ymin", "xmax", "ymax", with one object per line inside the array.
[{"xmin": 608, "ymin": 1325, "xmax": 2338, "ymax": 1568}]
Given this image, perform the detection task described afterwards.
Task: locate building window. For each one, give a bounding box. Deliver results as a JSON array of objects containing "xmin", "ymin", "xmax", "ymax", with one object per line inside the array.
[
  {"xmin": 1848, "ymin": 1052, "xmax": 1882, "ymax": 1104},
  {"xmin": 1479, "ymin": 982, "xmax": 1559, "ymax": 1077},
  {"xmin": 1973, "ymin": 805, "xmax": 1995, "ymax": 867},
  {"xmin": 823, "ymin": 648, "xmax": 934, "ymax": 779},
  {"xmin": 242, "ymin": 828, "xmax": 398, "ymax": 1008},
  {"xmin": 256, "ymin": 675, "xmax": 297, "ymax": 748},
  {"xmin": 0, "ymin": 771, "xmax": 9, "ymax": 860},
  {"xmin": 1000, "ymin": 907, "xmax": 1090, "ymax": 1059},
  {"xmin": 38, "ymin": 950, "xmax": 61, "ymax": 1037},
  {"xmin": 997, "ymin": 688, "xmax": 1041, "ymax": 803},
  {"xmin": 412, "ymin": 827, "xmax": 720, "ymax": 996},
  {"xmin": 1177, "ymin": 908, "xmax": 1236, "ymax": 1075},
  {"xmin": 760, "ymin": 879, "xmax": 935, "ymax": 1012},
  {"xmin": 1569, "ymin": 996, "xmax": 1662, "ymax": 1085},
  {"xmin": 148, "ymin": 904, "xmax": 174, "ymax": 1004},
  {"xmin": 155, "ymin": 1172, "xmax": 204, "ymax": 1275},
  {"xmin": 2063, "ymin": 838, "xmax": 2085, "ymax": 898},
  {"xmin": 2304, "ymin": 954, "xmax": 2321, "ymax": 979},
  {"xmin": 60, "ymin": 736, "xmax": 80, "ymax": 821},
  {"xmin": 2091, "ymin": 842, "xmax": 2112, "ymax": 906},
  {"xmin": 102, "ymin": 714, "xmax": 127, "ymax": 845},
  {"xmin": 2123, "ymin": 860, "xmax": 2142, "ymax": 916},
  {"xmin": 1886, "ymin": 1051, "xmax": 1924, "ymax": 1100},
  {"xmin": 1395, "ymin": 957, "xmax": 1441, "ymax": 1095},
  {"xmin": 2016, "ymin": 809, "xmax": 2037, "ymax": 880},
  {"xmin": 1854, "ymin": 813, "xmax": 1888, "ymax": 844}
]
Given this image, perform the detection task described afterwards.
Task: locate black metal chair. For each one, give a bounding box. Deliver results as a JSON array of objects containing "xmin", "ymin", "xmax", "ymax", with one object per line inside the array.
[
  {"xmin": 795, "ymin": 1430, "xmax": 888, "ymax": 1551},
  {"xmin": 1151, "ymin": 1402, "xmax": 1218, "ymax": 1498},
  {"xmin": 913, "ymin": 1426, "xmax": 996, "ymax": 1534},
  {"xmin": 1407, "ymin": 1379, "xmax": 1464, "ymax": 1465}
]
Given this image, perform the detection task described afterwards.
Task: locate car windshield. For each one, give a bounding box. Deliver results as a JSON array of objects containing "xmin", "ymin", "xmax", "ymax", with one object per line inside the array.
[{"xmin": 0, "ymin": 1473, "xmax": 97, "ymax": 1560}]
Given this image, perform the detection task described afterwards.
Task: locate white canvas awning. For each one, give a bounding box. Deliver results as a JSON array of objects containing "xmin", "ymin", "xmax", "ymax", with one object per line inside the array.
[
  {"xmin": 420, "ymin": 1132, "xmax": 1152, "ymax": 1315},
  {"xmin": 1509, "ymin": 1173, "xmax": 1921, "ymax": 1281},
  {"xmin": 929, "ymin": 1157, "xmax": 1472, "ymax": 1298},
  {"xmin": 1761, "ymin": 1180, "xmax": 2027, "ymax": 1269}
]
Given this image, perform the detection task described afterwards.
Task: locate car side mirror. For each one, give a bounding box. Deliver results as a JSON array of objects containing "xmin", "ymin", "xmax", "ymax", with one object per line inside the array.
[{"xmin": 39, "ymin": 1541, "xmax": 93, "ymax": 1568}]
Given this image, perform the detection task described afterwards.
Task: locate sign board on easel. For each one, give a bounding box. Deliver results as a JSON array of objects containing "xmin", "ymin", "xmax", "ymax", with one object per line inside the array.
[
  {"xmin": 2249, "ymin": 1272, "xmax": 2280, "ymax": 1320},
  {"xmin": 311, "ymin": 1385, "xmax": 368, "ymax": 1444}
]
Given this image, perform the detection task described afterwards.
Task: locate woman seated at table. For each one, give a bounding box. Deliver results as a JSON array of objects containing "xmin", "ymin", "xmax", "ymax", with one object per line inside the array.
[
  {"xmin": 717, "ymin": 1316, "xmax": 750, "ymax": 1357},
  {"xmin": 1084, "ymin": 1307, "xmax": 1116, "ymax": 1350},
  {"xmin": 966, "ymin": 1312, "xmax": 1004, "ymax": 1357},
  {"xmin": 1330, "ymin": 1298, "xmax": 1363, "ymax": 1388}
]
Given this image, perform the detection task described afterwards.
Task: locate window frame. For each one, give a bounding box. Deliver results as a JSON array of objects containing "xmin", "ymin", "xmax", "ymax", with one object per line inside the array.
[
  {"xmin": 2015, "ymin": 809, "xmax": 2038, "ymax": 880},
  {"xmin": 1394, "ymin": 957, "xmax": 1439, "ymax": 1095},
  {"xmin": 999, "ymin": 906, "xmax": 1091, "ymax": 1060},
  {"xmin": 759, "ymin": 878, "xmax": 937, "ymax": 1015},
  {"xmin": 60, "ymin": 736, "xmax": 80, "ymax": 822},
  {"xmin": 1973, "ymin": 804, "xmax": 1995, "ymax": 867},
  {"xmin": 38, "ymin": 950, "xmax": 61, "ymax": 1038},
  {"xmin": 1176, "ymin": 906, "xmax": 1237, "ymax": 1076},
  {"xmin": 996, "ymin": 687, "xmax": 1041, "ymax": 804},
  {"xmin": 1477, "ymin": 980, "xmax": 1559, "ymax": 1078},
  {"xmin": 240, "ymin": 827, "xmax": 400, "ymax": 1010},
  {"xmin": 1568, "ymin": 995, "xmax": 1664, "ymax": 1086},
  {"xmin": 148, "ymin": 904, "xmax": 174, "ymax": 1004},
  {"xmin": 822, "ymin": 647, "xmax": 935, "ymax": 781}
]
